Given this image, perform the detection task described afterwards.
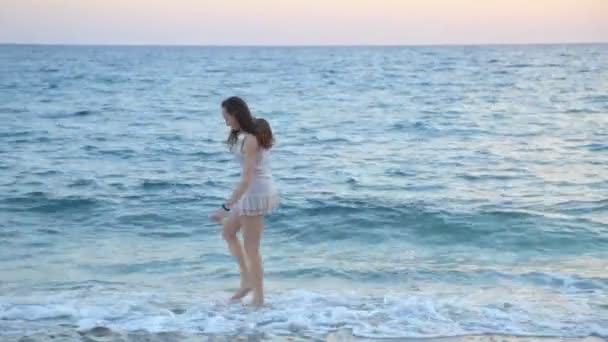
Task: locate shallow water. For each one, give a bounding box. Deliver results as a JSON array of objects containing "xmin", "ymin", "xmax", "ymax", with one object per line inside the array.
[{"xmin": 1, "ymin": 44, "xmax": 607, "ymax": 338}]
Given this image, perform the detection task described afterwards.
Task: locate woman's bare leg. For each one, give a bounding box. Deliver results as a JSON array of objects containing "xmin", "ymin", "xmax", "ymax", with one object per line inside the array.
[
  {"xmin": 221, "ymin": 213, "xmax": 250, "ymax": 300},
  {"xmin": 241, "ymin": 215, "xmax": 265, "ymax": 306}
]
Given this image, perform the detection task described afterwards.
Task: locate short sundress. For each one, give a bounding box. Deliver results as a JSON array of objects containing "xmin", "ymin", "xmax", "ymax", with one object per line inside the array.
[{"xmin": 231, "ymin": 134, "xmax": 280, "ymax": 216}]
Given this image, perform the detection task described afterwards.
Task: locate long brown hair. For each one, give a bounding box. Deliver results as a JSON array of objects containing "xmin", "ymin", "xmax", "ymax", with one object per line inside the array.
[
  {"xmin": 254, "ymin": 118, "xmax": 274, "ymax": 149},
  {"xmin": 222, "ymin": 96, "xmax": 274, "ymax": 150}
]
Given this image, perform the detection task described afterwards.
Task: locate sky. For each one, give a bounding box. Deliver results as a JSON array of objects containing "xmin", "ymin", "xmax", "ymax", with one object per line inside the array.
[{"xmin": 1, "ymin": 0, "xmax": 606, "ymax": 45}]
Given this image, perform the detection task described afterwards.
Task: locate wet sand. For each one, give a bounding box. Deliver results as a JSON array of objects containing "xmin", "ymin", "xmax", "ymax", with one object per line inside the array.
[{"xmin": 5, "ymin": 327, "xmax": 606, "ymax": 342}]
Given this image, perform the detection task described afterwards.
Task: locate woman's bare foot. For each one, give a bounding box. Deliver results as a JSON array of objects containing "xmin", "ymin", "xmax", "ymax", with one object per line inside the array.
[
  {"xmin": 250, "ymin": 296, "xmax": 264, "ymax": 307},
  {"xmin": 230, "ymin": 287, "xmax": 251, "ymax": 301}
]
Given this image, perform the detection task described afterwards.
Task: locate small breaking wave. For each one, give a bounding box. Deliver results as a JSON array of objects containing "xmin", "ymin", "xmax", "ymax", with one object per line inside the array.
[
  {"xmin": 274, "ymin": 198, "xmax": 608, "ymax": 251},
  {"xmin": 0, "ymin": 289, "xmax": 605, "ymax": 339},
  {"xmin": 1, "ymin": 192, "xmax": 102, "ymax": 213},
  {"xmin": 141, "ymin": 180, "xmax": 195, "ymax": 190}
]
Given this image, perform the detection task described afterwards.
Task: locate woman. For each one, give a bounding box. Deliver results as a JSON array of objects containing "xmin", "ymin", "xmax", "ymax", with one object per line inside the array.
[{"xmin": 211, "ymin": 96, "xmax": 279, "ymax": 307}]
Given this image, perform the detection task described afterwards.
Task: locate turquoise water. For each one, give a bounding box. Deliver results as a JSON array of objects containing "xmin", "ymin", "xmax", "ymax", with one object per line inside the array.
[{"xmin": 0, "ymin": 44, "xmax": 607, "ymax": 338}]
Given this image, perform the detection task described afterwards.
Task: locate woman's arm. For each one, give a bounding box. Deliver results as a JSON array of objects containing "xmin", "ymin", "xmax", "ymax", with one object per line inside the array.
[{"xmin": 226, "ymin": 135, "xmax": 258, "ymax": 208}]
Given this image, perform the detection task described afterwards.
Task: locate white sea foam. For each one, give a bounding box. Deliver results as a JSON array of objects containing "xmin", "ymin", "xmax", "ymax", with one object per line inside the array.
[{"xmin": 1, "ymin": 288, "xmax": 606, "ymax": 339}]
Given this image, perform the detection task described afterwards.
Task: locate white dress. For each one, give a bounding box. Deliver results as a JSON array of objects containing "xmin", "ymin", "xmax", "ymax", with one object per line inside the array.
[{"xmin": 231, "ymin": 134, "xmax": 280, "ymax": 216}]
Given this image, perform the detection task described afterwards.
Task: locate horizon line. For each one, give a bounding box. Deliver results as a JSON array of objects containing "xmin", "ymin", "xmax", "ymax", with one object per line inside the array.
[{"xmin": 1, "ymin": 41, "xmax": 607, "ymax": 48}]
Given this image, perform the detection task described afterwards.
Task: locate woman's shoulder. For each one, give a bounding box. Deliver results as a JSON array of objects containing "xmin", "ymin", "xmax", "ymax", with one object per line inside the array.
[
  {"xmin": 243, "ymin": 133, "xmax": 259, "ymax": 147},
  {"xmin": 240, "ymin": 133, "xmax": 259, "ymax": 153}
]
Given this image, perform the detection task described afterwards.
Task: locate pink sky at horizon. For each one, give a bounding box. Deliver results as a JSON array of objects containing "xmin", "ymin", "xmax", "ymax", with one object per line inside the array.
[{"xmin": 1, "ymin": 0, "xmax": 606, "ymax": 45}]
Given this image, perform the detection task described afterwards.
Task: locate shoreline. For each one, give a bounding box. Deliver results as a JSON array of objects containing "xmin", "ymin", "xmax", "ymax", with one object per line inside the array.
[{"xmin": 4, "ymin": 327, "xmax": 606, "ymax": 342}]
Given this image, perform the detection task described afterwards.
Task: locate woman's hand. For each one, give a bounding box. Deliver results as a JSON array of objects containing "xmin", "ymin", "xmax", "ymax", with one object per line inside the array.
[{"xmin": 211, "ymin": 208, "xmax": 228, "ymax": 223}]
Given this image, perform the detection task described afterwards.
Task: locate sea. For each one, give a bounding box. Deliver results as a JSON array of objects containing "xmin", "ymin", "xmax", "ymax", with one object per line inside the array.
[{"xmin": 0, "ymin": 44, "xmax": 607, "ymax": 340}]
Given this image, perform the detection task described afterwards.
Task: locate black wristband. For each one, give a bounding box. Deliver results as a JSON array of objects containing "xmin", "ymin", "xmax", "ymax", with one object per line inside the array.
[{"xmin": 222, "ymin": 204, "xmax": 231, "ymax": 211}]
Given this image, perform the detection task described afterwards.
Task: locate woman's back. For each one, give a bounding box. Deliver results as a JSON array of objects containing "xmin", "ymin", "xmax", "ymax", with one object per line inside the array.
[{"xmin": 233, "ymin": 134, "xmax": 273, "ymax": 180}]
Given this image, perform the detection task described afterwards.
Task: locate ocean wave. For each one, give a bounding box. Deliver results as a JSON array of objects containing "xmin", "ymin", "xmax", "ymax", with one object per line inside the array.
[
  {"xmin": 582, "ymin": 94, "xmax": 608, "ymax": 104},
  {"xmin": 555, "ymin": 199, "xmax": 608, "ymax": 214},
  {"xmin": 141, "ymin": 180, "xmax": 195, "ymax": 190},
  {"xmin": 457, "ymin": 173, "xmax": 518, "ymax": 181},
  {"xmin": 43, "ymin": 109, "xmax": 97, "ymax": 119},
  {"xmin": 273, "ymin": 198, "xmax": 608, "ymax": 250},
  {"xmin": 506, "ymin": 63, "xmax": 533, "ymax": 68},
  {"xmin": 68, "ymin": 179, "xmax": 97, "ymax": 188},
  {"xmin": 138, "ymin": 231, "xmax": 192, "ymax": 239},
  {"xmin": 12, "ymin": 136, "xmax": 52, "ymax": 144},
  {"xmin": 117, "ymin": 213, "xmax": 173, "ymax": 225},
  {"xmin": 32, "ymin": 280, "xmax": 127, "ymax": 292},
  {"xmin": 39, "ymin": 67, "xmax": 60, "ymax": 73},
  {"xmin": 164, "ymin": 195, "xmax": 207, "ymax": 205},
  {"xmin": 519, "ymin": 271, "xmax": 608, "ymax": 291},
  {"xmin": 82, "ymin": 258, "xmax": 203, "ymax": 276},
  {"xmin": 23, "ymin": 241, "xmax": 54, "ymax": 248},
  {"xmin": 390, "ymin": 120, "xmax": 438, "ymax": 133},
  {"xmin": 36, "ymin": 228, "xmax": 61, "ymax": 235},
  {"xmin": 578, "ymin": 143, "xmax": 608, "ymax": 152},
  {"xmin": 311, "ymin": 135, "xmax": 351, "ymax": 144},
  {"xmin": 0, "ymin": 130, "xmax": 32, "ymax": 138},
  {"xmin": 565, "ymin": 108, "xmax": 601, "ymax": 114},
  {"xmin": 262, "ymin": 267, "xmax": 608, "ymax": 292},
  {"xmin": 0, "ymin": 289, "xmax": 605, "ymax": 339},
  {"xmin": 1, "ymin": 192, "xmax": 102, "ymax": 213},
  {"xmin": 97, "ymin": 148, "xmax": 137, "ymax": 158},
  {"xmin": 384, "ymin": 168, "xmax": 417, "ymax": 177},
  {"xmin": 73, "ymin": 109, "xmax": 93, "ymax": 116},
  {"xmin": 0, "ymin": 107, "xmax": 27, "ymax": 114},
  {"xmin": 0, "ymin": 230, "xmax": 21, "ymax": 238}
]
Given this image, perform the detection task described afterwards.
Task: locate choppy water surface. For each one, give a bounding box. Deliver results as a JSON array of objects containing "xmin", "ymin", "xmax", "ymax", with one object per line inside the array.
[{"xmin": 1, "ymin": 44, "xmax": 607, "ymax": 339}]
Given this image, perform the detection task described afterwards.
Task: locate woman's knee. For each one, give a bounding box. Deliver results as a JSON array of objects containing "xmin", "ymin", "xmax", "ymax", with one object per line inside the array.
[
  {"xmin": 222, "ymin": 227, "xmax": 238, "ymax": 242},
  {"xmin": 243, "ymin": 240, "xmax": 258, "ymax": 256},
  {"xmin": 222, "ymin": 215, "xmax": 241, "ymax": 241},
  {"xmin": 241, "ymin": 216, "xmax": 263, "ymax": 257}
]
